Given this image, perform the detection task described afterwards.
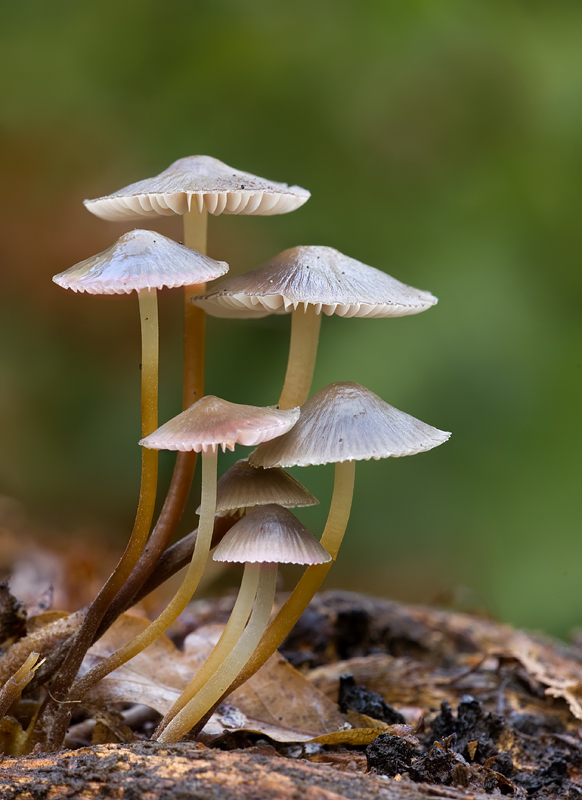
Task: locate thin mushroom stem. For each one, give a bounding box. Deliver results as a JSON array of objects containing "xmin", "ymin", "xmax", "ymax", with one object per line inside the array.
[
  {"xmin": 214, "ymin": 460, "xmax": 355, "ymax": 700},
  {"xmin": 157, "ymin": 564, "xmax": 278, "ymax": 743},
  {"xmin": 278, "ymin": 304, "xmax": 322, "ymax": 410},
  {"xmin": 39, "ymin": 289, "xmax": 160, "ymax": 749},
  {"xmin": 183, "ymin": 207, "xmax": 208, "ymax": 408},
  {"xmin": 96, "ymin": 209, "xmax": 208, "ymax": 642},
  {"xmin": 154, "ymin": 564, "xmax": 260, "ymax": 737},
  {"xmin": 67, "ymin": 450, "xmax": 218, "ymax": 704}
]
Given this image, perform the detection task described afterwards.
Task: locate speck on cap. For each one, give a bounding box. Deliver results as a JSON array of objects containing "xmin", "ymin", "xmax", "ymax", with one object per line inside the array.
[
  {"xmin": 249, "ymin": 382, "xmax": 451, "ymax": 468},
  {"xmin": 53, "ymin": 229, "xmax": 228, "ymax": 295},
  {"xmin": 84, "ymin": 156, "xmax": 310, "ymax": 222},
  {"xmin": 139, "ymin": 396, "xmax": 299, "ymax": 454},
  {"xmin": 213, "ymin": 504, "xmax": 331, "ymax": 565},
  {"xmin": 193, "ymin": 246, "xmax": 437, "ymax": 319},
  {"xmin": 201, "ymin": 458, "xmax": 318, "ymax": 515}
]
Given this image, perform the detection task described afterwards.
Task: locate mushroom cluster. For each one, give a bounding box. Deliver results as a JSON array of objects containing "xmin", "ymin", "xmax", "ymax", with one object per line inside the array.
[{"xmin": 35, "ymin": 154, "xmax": 449, "ymax": 751}]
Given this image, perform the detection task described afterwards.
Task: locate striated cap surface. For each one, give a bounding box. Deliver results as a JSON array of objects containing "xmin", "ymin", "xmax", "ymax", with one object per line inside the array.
[
  {"xmin": 140, "ymin": 396, "xmax": 299, "ymax": 454},
  {"xmin": 213, "ymin": 504, "xmax": 331, "ymax": 565},
  {"xmin": 249, "ymin": 382, "xmax": 451, "ymax": 467},
  {"xmin": 53, "ymin": 229, "xmax": 228, "ymax": 295},
  {"xmin": 84, "ymin": 155, "xmax": 310, "ymax": 221},
  {"xmin": 201, "ymin": 458, "xmax": 318, "ymax": 515},
  {"xmin": 193, "ymin": 245, "xmax": 437, "ymax": 319}
]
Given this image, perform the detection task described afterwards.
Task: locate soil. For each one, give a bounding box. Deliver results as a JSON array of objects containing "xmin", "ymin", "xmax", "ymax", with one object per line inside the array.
[{"xmin": 2, "ymin": 590, "xmax": 582, "ymax": 799}]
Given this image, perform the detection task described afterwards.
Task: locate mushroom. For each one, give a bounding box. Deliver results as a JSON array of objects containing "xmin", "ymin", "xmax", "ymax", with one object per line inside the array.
[
  {"xmin": 193, "ymin": 245, "xmax": 438, "ymax": 408},
  {"xmin": 44, "ymin": 231, "xmax": 228, "ymax": 729},
  {"xmin": 199, "ymin": 457, "xmax": 319, "ymax": 518},
  {"xmin": 226, "ymin": 381, "xmax": 450, "ymax": 695},
  {"xmin": 56, "ymin": 396, "xmax": 300, "ymax": 741},
  {"xmin": 155, "ymin": 463, "xmax": 318, "ymax": 737},
  {"xmin": 156, "ymin": 504, "xmax": 330, "ymax": 743}
]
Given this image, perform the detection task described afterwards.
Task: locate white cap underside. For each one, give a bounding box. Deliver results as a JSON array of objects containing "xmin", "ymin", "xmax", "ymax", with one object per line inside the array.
[{"xmin": 83, "ymin": 155, "xmax": 310, "ymax": 221}]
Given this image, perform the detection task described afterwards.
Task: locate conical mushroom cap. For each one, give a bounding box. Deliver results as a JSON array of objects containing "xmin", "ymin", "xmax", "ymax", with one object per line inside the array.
[
  {"xmin": 198, "ymin": 458, "xmax": 318, "ymax": 515},
  {"xmin": 140, "ymin": 396, "xmax": 299, "ymax": 454},
  {"xmin": 84, "ymin": 155, "xmax": 310, "ymax": 222},
  {"xmin": 52, "ymin": 229, "xmax": 228, "ymax": 295},
  {"xmin": 193, "ymin": 246, "xmax": 437, "ymax": 319},
  {"xmin": 213, "ymin": 504, "xmax": 331, "ymax": 565},
  {"xmin": 249, "ymin": 382, "xmax": 451, "ymax": 468}
]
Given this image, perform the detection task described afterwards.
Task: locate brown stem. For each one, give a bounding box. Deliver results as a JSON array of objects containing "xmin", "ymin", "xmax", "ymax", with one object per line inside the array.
[{"xmin": 95, "ymin": 451, "xmax": 196, "ymax": 640}]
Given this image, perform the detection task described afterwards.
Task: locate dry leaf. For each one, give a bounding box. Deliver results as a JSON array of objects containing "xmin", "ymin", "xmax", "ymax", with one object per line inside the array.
[{"xmin": 85, "ymin": 618, "xmax": 348, "ymax": 743}]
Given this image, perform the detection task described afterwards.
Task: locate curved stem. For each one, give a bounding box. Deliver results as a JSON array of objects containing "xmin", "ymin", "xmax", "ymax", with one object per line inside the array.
[
  {"xmin": 68, "ymin": 449, "xmax": 218, "ymax": 702},
  {"xmin": 95, "ymin": 451, "xmax": 196, "ymax": 639},
  {"xmin": 220, "ymin": 460, "xmax": 355, "ymax": 696},
  {"xmin": 158, "ymin": 565, "xmax": 277, "ymax": 743},
  {"xmin": 278, "ymin": 305, "xmax": 322, "ymax": 410},
  {"xmin": 155, "ymin": 565, "xmax": 260, "ymax": 737},
  {"xmin": 40, "ymin": 289, "xmax": 159, "ymax": 750}
]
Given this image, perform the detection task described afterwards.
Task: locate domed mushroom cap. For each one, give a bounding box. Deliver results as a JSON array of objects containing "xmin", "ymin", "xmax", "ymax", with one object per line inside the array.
[
  {"xmin": 84, "ymin": 156, "xmax": 310, "ymax": 222},
  {"xmin": 140, "ymin": 396, "xmax": 299, "ymax": 454},
  {"xmin": 193, "ymin": 246, "xmax": 437, "ymax": 319},
  {"xmin": 52, "ymin": 230, "xmax": 228, "ymax": 295},
  {"xmin": 213, "ymin": 504, "xmax": 331, "ymax": 565},
  {"xmin": 249, "ymin": 382, "xmax": 451, "ymax": 468},
  {"xmin": 202, "ymin": 458, "xmax": 318, "ymax": 515}
]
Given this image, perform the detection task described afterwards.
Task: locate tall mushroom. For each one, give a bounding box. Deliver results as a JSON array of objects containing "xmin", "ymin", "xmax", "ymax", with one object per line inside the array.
[
  {"xmin": 157, "ymin": 503, "xmax": 331, "ymax": 743},
  {"xmin": 156, "ymin": 461, "xmax": 318, "ymax": 736},
  {"xmin": 193, "ymin": 246, "xmax": 437, "ymax": 408},
  {"xmin": 44, "ymin": 230, "xmax": 228, "ymax": 736},
  {"xmin": 42, "ymin": 396, "xmax": 301, "ymax": 751}
]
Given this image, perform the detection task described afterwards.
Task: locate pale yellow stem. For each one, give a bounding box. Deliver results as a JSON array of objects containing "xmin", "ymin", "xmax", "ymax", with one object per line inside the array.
[
  {"xmin": 69, "ymin": 450, "xmax": 218, "ymax": 699},
  {"xmin": 225, "ymin": 461, "xmax": 356, "ymax": 694},
  {"xmin": 278, "ymin": 305, "xmax": 322, "ymax": 410},
  {"xmin": 155, "ymin": 565, "xmax": 260, "ymax": 736},
  {"xmin": 158, "ymin": 565, "xmax": 278, "ymax": 743}
]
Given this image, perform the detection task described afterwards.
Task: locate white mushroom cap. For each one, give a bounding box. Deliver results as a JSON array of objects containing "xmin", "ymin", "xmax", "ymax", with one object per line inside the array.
[
  {"xmin": 213, "ymin": 504, "xmax": 331, "ymax": 565},
  {"xmin": 84, "ymin": 155, "xmax": 310, "ymax": 222},
  {"xmin": 52, "ymin": 230, "xmax": 228, "ymax": 295},
  {"xmin": 139, "ymin": 396, "xmax": 299, "ymax": 454},
  {"xmin": 249, "ymin": 382, "xmax": 451, "ymax": 468},
  {"xmin": 198, "ymin": 458, "xmax": 318, "ymax": 515},
  {"xmin": 193, "ymin": 246, "xmax": 437, "ymax": 319}
]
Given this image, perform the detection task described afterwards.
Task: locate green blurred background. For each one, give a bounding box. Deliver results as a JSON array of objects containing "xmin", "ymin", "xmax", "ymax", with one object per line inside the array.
[{"xmin": 0, "ymin": 0, "xmax": 580, "ymax": 635}]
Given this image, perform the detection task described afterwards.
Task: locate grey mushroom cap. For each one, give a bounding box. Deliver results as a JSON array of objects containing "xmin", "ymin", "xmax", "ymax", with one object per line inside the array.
[
  {"xmin": 84, "ymin": 155, "xmax": 310, "ymax": 222},
  {"xmin": 197, "ymin": 458, "xmax": 319, "ymax": 515},
  {"xmin": 139, "ymin": 396, "xmax": 299, "ymax": 454},
  {"xmin": 52, "ymin": 229, "xmax": 229, "ymax": 295},
  {"xmin": 193, "ymin": 245, "xmax": 437, "ymax": 319},
  {"xmin": 212, "ymin": 504, "xmax": 331, "ymax": 565},
  {"xmin": 249, "ymin": 382, "xmax": 451, "ymax": 468}
]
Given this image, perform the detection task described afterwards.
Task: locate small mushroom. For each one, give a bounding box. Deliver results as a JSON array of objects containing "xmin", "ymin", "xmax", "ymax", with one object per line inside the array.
[
  {"xmin": 197, "ymin": 457, "xmax": 319, "ymax": 518},
  {"xmin": 194, "ymin": 245, "xmax": 437, "ymax": 408},
  {"xmin": 68, "ymin": 397, "xmax": 299, "ymax": 707},
  {"xmin": 157, "ymin": 504, "xmax": 330, "ymax": 742}
]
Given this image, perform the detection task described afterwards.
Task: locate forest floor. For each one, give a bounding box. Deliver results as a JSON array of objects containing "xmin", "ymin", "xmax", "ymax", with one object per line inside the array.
[{"xmin": 2, "ymin": 589, "xmax": 582, "ymax": 799}]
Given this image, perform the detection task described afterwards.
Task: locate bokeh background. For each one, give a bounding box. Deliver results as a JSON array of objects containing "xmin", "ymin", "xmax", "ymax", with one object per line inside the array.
[{"xmin": 0, "ymin": 1, "xmax": 580, "ymax": 636}]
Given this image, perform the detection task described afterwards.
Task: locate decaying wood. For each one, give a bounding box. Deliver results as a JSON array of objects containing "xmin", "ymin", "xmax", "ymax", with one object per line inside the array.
[{"xmin": 0, "ymin": 741, "xmax": 497, "ymax": 800}]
